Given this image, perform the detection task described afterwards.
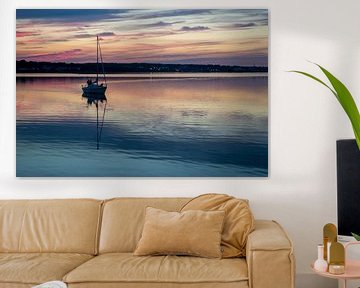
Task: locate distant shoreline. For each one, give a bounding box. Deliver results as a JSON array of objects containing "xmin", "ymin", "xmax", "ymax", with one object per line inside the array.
[
  {"xmin": 16, "ymin": 72, "xmax": 268, "ymax": 79},
  {"xmin": 16, "ymin": 60, "xmax": 268, "ymax": 74}
]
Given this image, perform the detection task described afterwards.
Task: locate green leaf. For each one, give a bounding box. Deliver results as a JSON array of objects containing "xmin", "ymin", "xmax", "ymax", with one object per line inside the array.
[
  {"xmin": 289, "ymin": 70, "xmax": 337, "ymax": 98},
  {"xmin": 290, "ymin": 64, "xmax": 360, "ymax": 150},
  {"xmin": 351, "ymin": 232, "xmax": 360, "ymax": 241},
  {"xmin": 316, "ymin": 64, "xmax": 360, "ymax": 150}
]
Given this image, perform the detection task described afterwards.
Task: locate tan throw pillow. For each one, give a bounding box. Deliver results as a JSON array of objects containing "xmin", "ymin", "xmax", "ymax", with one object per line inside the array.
[
  {"xmin": 181, "ymin": 194, "xmax": 254, "ymax": 258},
  {"xmin": 134, "ymin": 207, "xmax": 225, "ymax": 258}
]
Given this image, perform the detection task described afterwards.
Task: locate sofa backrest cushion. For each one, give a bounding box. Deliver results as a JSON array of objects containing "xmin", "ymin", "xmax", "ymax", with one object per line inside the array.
[
  {"xmin": 0, "ymin": 199, "xmax": 102, "ymax": 254},
  {"xmin": 181, "ymin": 194, "xmax": 254, "ymax": 258},
  {"xmin": 99, "ymin": 198, "xmax": 189, "ymax": 253}
]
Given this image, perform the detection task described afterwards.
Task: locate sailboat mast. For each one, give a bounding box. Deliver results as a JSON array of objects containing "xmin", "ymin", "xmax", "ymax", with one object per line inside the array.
[
  {"xmin": 98, "ymin": 39, "xmax": 107, "ymax": 85},
  {"xmin": 96, "ymin": 35, "xmax": 99, "ymax": 83}
]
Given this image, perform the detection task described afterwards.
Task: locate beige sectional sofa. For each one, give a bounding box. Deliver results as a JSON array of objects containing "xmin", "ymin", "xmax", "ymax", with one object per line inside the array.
[{"xmin": 0, "ymin": 198, "xmax": 295, "ymax": 288}]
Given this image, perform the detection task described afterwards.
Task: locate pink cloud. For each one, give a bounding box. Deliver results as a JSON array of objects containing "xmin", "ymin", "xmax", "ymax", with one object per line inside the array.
[
  {"xmin": 16, "ymin": 31, "xmax": 38, "ymax": 37},
  {"xmin": 19, "ymin": 49, "xmax": 83, "ymax": 62}
]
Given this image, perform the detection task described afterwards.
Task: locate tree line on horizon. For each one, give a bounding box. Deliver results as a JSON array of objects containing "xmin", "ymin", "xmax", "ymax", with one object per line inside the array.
[{"xmin": 16, "ymin": 60, "xmax": 268, "ymax": 74}]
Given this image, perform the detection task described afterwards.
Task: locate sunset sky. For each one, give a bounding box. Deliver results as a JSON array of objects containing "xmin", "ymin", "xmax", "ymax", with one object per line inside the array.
[{"xmin": 16, "ymin": 9, "xmax": 268, "ymax": 66}]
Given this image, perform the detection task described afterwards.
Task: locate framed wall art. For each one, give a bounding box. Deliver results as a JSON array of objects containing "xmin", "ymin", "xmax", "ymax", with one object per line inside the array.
[{"xmin": 16, "ymin": 9, "xmax": 268, "ymax": 177}]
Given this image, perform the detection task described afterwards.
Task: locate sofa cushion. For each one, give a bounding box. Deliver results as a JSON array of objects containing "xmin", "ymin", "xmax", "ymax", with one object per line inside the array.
[
  {"xmin": 0, "ymin": 199, "xmax": 102, "ymax": 254},
  {"xmin": 67, "ymin": 282, "xmax": 249, "ymax": 288},
  {"xmin": 99, "ymin": 198, "xmax": 190, "ymax": 253},
  {"xmin": 63, "ymin": 253, "xmax": 248, "ymax": 285},
  {"xmin": 134, "ymin": 207, "xmax": 225, "ymax": 258},
  {"xmin": 0, "ymin": 253, "xmax": 93, "ymax": 285},
  {"xmin": 181, "ymin": 194, "xmax": 254, "ymax": 258}
]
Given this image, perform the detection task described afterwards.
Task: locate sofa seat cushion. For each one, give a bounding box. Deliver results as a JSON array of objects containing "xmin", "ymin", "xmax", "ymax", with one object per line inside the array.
[
  {"xmin": 0, "ymin": 253, "xmax": 93, "ymax": 285},
  {"xmin": 64, "ymin": 253, "xmax": 248, "ymax": 285}
]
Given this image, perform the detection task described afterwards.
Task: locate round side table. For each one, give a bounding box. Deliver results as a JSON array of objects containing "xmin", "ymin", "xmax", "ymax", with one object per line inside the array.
[{"xmin": 311, "ymin": 242, "xmax": 360, "ymax": 288}]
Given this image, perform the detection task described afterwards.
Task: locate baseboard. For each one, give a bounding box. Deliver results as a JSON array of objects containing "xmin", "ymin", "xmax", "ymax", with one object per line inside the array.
[{"xmin": 296, "ymin": 273, "xmax": 337, "ymax": 288}]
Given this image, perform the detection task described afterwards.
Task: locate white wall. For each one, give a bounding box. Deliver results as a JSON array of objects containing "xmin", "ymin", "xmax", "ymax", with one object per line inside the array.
[{"xmin": 1, "ymin": 0, "xmax": 360, "ymax": 287}]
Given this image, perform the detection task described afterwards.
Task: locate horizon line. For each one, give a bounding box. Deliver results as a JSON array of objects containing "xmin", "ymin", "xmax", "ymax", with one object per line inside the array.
[{"xmin": 16, "ymin": 59, "xmax": 268, "ymax": 67}]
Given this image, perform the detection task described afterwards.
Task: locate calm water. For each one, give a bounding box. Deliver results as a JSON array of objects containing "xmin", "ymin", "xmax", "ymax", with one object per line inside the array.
[{"xmin": 16, "ymin": 74, "xmax": 268, "ymax": 177}]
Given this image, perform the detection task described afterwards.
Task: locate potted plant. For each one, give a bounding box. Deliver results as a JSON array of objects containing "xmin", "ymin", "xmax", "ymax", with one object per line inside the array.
[{"xmin": 291, "ymin": 63, "xmax": 360, "ymax": 240}]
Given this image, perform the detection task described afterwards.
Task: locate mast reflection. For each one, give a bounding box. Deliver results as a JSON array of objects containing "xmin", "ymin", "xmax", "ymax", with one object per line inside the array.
[{"xmin": 82, "ymin": 93, "xmax": 107, "ymax": 150}]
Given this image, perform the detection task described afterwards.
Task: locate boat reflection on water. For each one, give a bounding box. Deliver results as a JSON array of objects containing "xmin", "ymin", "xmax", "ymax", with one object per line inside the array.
[{"xmin": 82, "ymin": 93, "xmax": 107, "ymax": 150}]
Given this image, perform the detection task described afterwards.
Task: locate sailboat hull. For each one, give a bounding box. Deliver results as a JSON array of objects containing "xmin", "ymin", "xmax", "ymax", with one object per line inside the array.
[{"xmin": 82, "ymin": 85, "xmax": 107, "ymax": 95}]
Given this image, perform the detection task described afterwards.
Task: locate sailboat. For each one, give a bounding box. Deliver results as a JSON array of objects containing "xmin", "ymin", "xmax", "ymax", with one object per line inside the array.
[{"xmin": 82, "ymin": 36, "xmax": 107, "ymax": 95}]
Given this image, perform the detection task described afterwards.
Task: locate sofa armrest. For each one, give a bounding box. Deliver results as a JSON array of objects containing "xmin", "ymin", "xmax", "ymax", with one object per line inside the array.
[{"xmin": 246, "ymin": 220, "xmax": 295, "ymax": 288}]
